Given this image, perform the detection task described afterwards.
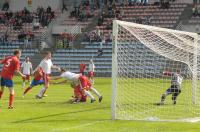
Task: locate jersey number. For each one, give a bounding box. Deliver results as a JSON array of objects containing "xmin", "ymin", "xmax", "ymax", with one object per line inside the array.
[{"xmin": 5, "ymin": 59, "xmax": 12, "ymax": 67}]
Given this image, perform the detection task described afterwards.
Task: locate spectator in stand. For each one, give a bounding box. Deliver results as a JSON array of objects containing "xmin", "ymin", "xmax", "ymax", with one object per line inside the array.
[
  {"xmin": 24, "ymin": 36, "xmax": 29, "ymax": 48},
  {"xmin": 96, "ymin": 27, "xmax": 101, "ymax": 41},
  {"xmin": 120, "ymin": 8, "xmax": 124, "ymax": 17},
  {"xmin": 198, "ymin": 7, "xmax": 200, "ymax": 17},
  {"xmin": 192, "ymin": 6, "xmax": 198, "ymax": 16},
  {"xmin": 18, "ymin": 30, "xmax": 26, "ymax": 42},
  {"xmin": 2, "ymin": 1, "xmax": 9, "ymax": 11},
  {"xmin": 90, "ymin": 0, "xmax": 95, "ymax": 10},
  {"xmin": 106, "ymin": 30, "xmax": 112, "ymax": 42},
  {"xmin": 98, "ymin": 34, "xmax": 104, "ymax": 57},
  {"xmin": 143, "ymin": 0, "xmax": 149, "ymax": 5},
  {"xmin": 161, "ymin": 0, "xmax": 170, "ymax": 9},
  {"xmin": 47, "ymin": 6, "xmax": 52, "ymax": 14},
  {"xmin": 80, "ymin": 61, "xmax": 86, "ymax": 75},
  {"xmin": 2, "ymin": 31, "xmax": 9, "ymax": 46},
  {"xmin": 98, "ymin": 15, "xmax": 104, "ymax": 26},
  {"xmin": 106, "ymin": 22, "xmax": 113, "ymax": 30}
]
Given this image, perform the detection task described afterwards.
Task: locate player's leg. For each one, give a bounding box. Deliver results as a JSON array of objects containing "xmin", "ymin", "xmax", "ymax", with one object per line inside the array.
[
  {"xmin": 27, "ymin": 75, "xmax": 31, "ymax": 85},
  {"xmin": 0, "ymin": 86, "xmax": 4, "ymax": 99},
  {"xmin": 88, "ymin": 72, "xmax": 94, "ymax": 84},
  {"xmin": 8, "ymin": 87, "xmax": 14, "ymax": 109},
  {"xmin": 90, "ymin": 87, "xmax": 102, "ymax": 102},
  {"xmin": 83, "ymin": 89, "xmax": 96, "ymax": 103},
  {"xmin": 91, "ymin": 76, "xmax": 94, "ymax": 84},
  {"xmin": 172, "ymin": 89, "xmax": 181, "ymax": 105},
  {"xmin": 23, "ymin": 79, "xmax": 36, "ymax": 97},
  {"xmin": 22, "ymin": 75, "xmax": 26, "ymax": 89},
  {"xmin": 157, "ymin": 86, "xmax": 172, "ymax": 105},
  {"xmin": 5, "ymin": 79, "xmax": 14, "ymax": 109},
  {"xmin": 37, "ymin": 76, "xmax": 48, "ymax": 99},
  {"xmin": 0, "ymin": 78, "xmax": 5, "ymax": 99}
]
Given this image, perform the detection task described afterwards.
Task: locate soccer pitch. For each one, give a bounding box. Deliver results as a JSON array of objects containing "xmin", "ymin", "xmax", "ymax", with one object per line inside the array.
[{"xmin": 0, "ymin": 78, "xmax": 200, "ymax": 132}]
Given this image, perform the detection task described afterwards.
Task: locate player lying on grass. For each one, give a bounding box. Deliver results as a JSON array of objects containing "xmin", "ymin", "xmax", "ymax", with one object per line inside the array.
[
  {"xmin": 68, "ymin": 81, "xmax": 87, "ymax": 104},
  {"xmin": 52, "ymin": 68, "xmax": 102, "ymax": 103},
  {"xmin": 0, "ymin": 50, "xmax": 26, "ymax": 109},
  {"xmin": 50, "ymin": 73, "xmax": 87, "ymax": 104},
  {"xmin": 23, "ymin": 67, "xmax": 44, "ymax": 97},
  {"xmin": 157, "ymin": 70, "xmax": 183, "ymax": 105}
]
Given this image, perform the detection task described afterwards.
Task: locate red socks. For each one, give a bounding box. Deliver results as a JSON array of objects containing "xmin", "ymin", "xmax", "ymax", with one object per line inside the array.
[
  {"xmin": 9, "ymin": 94, "xmax": 14, "ymax": 107},
  {"xmin": 24, "ymin": 87, "xmax": 31, "ymax": 95},
  {"xmin": 0, "ymin": 91, "xmax": 3, "ymax": 99}
]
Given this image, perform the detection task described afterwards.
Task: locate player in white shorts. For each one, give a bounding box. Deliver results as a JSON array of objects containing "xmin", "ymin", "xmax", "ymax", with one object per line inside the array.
[
  {"xmin": 35, "ymin": 51, "xmax": 60, "ymax": 99},
  {"xmin": 52, "ymin": 68, "xmax": 102, "ymax": 103},
  {"xmin": 21, "ymin": 56, "xmax": 32, "ymax": 89}
]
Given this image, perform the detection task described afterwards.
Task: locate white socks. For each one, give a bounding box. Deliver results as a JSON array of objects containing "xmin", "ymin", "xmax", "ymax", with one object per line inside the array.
[
  {"xmin": 85, "ymin": 91, "xmax": 95, "ymax": 100},
  {"xmin": 90, "ymin": 87, "xmax": 101, "ymax": 98},
  {"xmin": 38, "ymin": 87, "xmax": 46, "ymax": 97},
  {"xmin": 22, "ymin": 82, "xmax": 25, "ymax": 88}
]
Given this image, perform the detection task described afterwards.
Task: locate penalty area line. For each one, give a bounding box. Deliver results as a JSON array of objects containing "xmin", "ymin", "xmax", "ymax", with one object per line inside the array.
[{"xmin": 51, "ymin": 120, "xmax": 107, "ymax": 132}]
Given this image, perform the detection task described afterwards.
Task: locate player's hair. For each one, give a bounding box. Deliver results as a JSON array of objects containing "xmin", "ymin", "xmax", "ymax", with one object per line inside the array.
[
  {"xmin": 176, "ymin": 69, "xmax": 181, "ymax": 73},
  {"xmin": 60, "ymin": 68, "xmax": 66, "ymax": 72},
  {"xmin": 45, "ymin": 51, "xmax": 51, "ymax": 55},
  {"xmin": 13, "ymin": 49, "xmax": 21, "ymax": 55},
  {"xmin": 25, "ymin": 56, "xmax": 29, "ymax": 59}
]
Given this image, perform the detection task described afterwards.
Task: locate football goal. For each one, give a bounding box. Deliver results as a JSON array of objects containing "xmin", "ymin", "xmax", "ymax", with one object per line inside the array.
[{"xmin": 112, "ymin": 20, "xmax": 200, "ymax": 122}]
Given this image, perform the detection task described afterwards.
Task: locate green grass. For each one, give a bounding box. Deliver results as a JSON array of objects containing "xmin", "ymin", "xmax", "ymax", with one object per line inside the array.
[{"xmin": 0, "ymin": 77, "xmax": 200, "ymax": 132}]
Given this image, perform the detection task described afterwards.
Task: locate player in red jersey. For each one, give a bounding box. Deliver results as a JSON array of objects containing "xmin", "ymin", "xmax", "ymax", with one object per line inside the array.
[
  {"xmin": 69, "ymin": 81, "xmax": 87, "ymax": 104},
  {"xmin": 52, "ymin": 68, "xmax": 101, "ymax": 103},
  {"xmin": 0, "ymin": 50, "xmax": 25, "ymax": 109},
  {"xmin": 78, "ymin": 75, "xmax": 102, "ymax": 103},
  {"xmin": 79, "ymin": 61, "xmax": 86, "ymax": 75},
  {"xmin": 23, "ymin": 67, "xmax": 44, "ymax": 97}
]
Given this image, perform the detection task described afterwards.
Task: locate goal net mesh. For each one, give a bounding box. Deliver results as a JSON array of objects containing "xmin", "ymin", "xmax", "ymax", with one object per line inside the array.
[{"xmin": 112, "ymin": 20, "xmax": 200, "ymax": 122}]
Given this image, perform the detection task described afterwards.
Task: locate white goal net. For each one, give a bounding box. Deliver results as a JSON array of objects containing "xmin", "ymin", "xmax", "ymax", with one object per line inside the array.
[{"xmin": 112, "ymin": 20, "xmax": 200, "ymax": 122}]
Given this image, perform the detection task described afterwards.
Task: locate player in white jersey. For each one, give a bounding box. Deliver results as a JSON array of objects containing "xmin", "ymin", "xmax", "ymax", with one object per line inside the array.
[
  {"xmin": 88, "ymin": 59, "xmax": 95, "ymax": 84},
  {"xmin": 157, "ymin": 70, "xmax": 183, "ymax": 105},
  {"xmin": 35, "ymin": 51, "xmax": 60, "ymax": 99},
  {"xmin": 52, "ymin": 68, "xmax": 102, "ymax": 103},
  {"xmin": 21, "ymin": 57, "xmax": 33, "ymax": 88}
]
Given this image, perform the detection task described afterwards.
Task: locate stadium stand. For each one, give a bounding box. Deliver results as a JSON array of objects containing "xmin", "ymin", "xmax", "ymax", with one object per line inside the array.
[
  {"xmin": 0, "ymin": 0, "xmax": 197, "ymax": 77},
  {"xmin": 51, "ymin": 1, "xmax": 190, "ymax": 76}
]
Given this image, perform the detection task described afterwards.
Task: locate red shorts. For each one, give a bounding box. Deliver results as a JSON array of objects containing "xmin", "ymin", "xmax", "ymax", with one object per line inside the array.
[
  {"xmin": 43, "ymin": 74, "xmax": 50, "ymax": 85},
  {"xmin": 79, "ymin": 75, "xmax": 91, "ymax": 90},
  {"xmin": 88, "ymin": 71, "xmax": 94, "ymax": 77},
  {"xmin": 22, "ymin": 74, "xmax": 30, "ymax": 81}
]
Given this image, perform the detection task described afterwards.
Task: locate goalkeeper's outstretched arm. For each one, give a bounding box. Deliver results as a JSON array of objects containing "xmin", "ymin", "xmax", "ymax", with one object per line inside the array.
[{"xmin": 163, "ymin": 71, "xmax": 173, "ymax": 76}]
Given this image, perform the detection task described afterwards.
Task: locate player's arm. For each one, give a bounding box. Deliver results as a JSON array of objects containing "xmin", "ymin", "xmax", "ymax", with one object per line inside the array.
[
  {"xmin": 51, "ymin": 65, "xmax": 60, "ymax": 71},
  {"xmin": 51, "ymin": 80, "xmax": 68, "ymax": 84},
  {"xmin": 163, "ymin": 71, "xmax": 172, "ymax": 76},
  {"xmin": 30, "ymin": 63, "xmax": 33, "ymax": 75},
  {"xmin": 0, "ymin": 56, "xmax": 6, "ymax": 64},
  {"xmin": 51, "ymin": 76, "xmax": 62, "ymax": 80},
  {"xmin": 15, "ymin": 70, "xmax": 26, "ymax": 78},
  {"xmin": 20, "ymin": 64, "xmax": 23, "ymax": 73},
  {"xmin": 15, "ymin": 60, "xmax": 26, "ymax": 78}
]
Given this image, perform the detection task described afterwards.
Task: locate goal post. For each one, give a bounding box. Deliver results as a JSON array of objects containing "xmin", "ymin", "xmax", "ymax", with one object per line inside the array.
[{"xmin": 112, "ymin": 20, "xmax": 200, "ymax": 122}]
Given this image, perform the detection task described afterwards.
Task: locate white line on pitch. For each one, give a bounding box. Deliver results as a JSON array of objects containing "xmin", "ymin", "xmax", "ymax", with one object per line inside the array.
[{"xmin": 51, "ymin": 120, "xmax": 107, "ymax": 132}]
